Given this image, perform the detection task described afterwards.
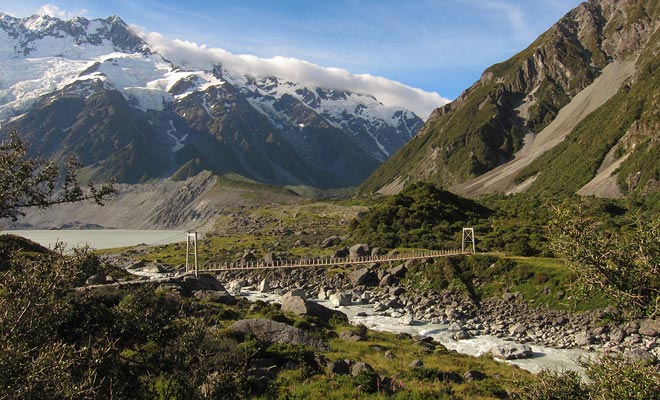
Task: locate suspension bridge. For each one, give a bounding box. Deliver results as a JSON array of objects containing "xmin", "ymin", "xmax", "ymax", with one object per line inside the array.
[{"xmin": 185, "ymin": 228, "xmax": 476, "ymax": 276}]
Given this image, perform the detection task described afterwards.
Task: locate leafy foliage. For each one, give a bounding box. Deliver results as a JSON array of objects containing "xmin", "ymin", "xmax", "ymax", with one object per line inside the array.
[
  {"xmin": 351, "ymin": 182, "xmax": 490, "ymax": 249},
  {"xmin": 550, "ymin": 205, "xmax": 660, "ymax": 317},
  {"xmin": 0, "ymin": 130, "xmax": 115, "ymax": 221}
]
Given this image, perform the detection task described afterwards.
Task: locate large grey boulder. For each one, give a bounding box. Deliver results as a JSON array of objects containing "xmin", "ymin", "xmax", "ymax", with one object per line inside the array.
[
  {"xmin": 320, "ymin": 236, "xmax": 342, "ymax": 248},
  {"xmin": 329, "ymin": 292, "xmax": 352, "ymax": 307},
  {"xmin": 180, "ymin": 274, "xmax": 225, "ymax": 294},
  {"xmin": 349, "ymin": 268, "xmax": 378, "ymax": 286},
  {"xmin": 387, "ymin": 264, "xmax": 407, "ymax": 278},
  {"xmin": 281, "ymin": 293, "xmax": 347, "ymax": 322},
  {"xmin": 574, "ymin": 331, "xmax": 595, "ymax": 346},
  {"xmin": 490, "ymin": 343, "xmax": 533, "ymax": 360},
  {"xmin": 230, "ymin": 319, "xmax": 325, "ymax": 350},
  {"xmin": 349, "ymin": 244, "xmax": 370, "ymax": 260}
]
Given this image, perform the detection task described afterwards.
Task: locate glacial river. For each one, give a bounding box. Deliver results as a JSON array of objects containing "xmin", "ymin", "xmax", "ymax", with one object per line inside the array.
[
  {"xmin": 242, "ymin": 291, "xmax": 589, "ymax": 375},
  {"xmin": 0, "ymin": 229, "xmax": 186, "ymax": 250}
]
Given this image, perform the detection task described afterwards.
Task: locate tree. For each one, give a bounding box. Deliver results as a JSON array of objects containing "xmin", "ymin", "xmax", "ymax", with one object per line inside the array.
[
  {"xmin": 0, "ymin": 130, "xmax": 115, "ymax": 221},
  {"xmin": 550, "ymin": 205, "xmax": 660, "ymax": 318}
]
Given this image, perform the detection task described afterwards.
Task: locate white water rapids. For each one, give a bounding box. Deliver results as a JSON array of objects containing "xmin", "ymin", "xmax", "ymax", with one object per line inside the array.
[{"xmin": 242, "ymin": 290, "xmax": 588, "ymax": 375}]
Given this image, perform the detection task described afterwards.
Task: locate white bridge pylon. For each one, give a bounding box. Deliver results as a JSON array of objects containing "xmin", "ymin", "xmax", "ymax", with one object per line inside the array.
[
  {"xmin": 462, "ymin": 227, "xmax": 475, "ymax": 254},
  {"xmin": 185, "ymin": 231, "xmax": 198, "ymax": 276}
]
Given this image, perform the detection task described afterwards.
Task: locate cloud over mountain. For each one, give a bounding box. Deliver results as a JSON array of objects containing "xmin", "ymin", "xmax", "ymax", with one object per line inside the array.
[{"xmin": 136, "ymin": 28, "xmax": 449, "ymax": 119}]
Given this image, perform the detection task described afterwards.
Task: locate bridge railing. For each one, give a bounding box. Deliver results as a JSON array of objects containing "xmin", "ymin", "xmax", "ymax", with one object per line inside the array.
[{"xmin": 200, "ymin": 248, "xmax": 471, "ymax": 272}]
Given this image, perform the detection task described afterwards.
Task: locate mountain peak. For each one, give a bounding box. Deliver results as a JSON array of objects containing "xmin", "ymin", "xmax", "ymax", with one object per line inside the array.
[{"xmin": 0, "ymin": 13, "xmax": 146, "ymax": 58}]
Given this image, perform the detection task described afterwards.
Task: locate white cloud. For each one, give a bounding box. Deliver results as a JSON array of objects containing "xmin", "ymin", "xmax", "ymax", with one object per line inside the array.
[
  {"xmin": 133, "ymin": 27, "xmax": 449, "ymax": 119},
  {"xmin": 37, "ymin": 4, "xmax": 88, "ymax": 20}
]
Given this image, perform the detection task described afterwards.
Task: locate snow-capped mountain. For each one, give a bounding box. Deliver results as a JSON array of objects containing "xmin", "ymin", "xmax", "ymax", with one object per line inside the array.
[{"xmin": 0, "ymin": 13, "xmax": 425, "ymax": 188}]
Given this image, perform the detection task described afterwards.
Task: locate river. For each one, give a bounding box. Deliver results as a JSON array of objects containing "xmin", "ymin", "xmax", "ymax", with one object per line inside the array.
[
  {"xmin": 0, "ymin": 229, "xmax": 186, "ymax": 250},
  {"xmin": 242, "ymin": 290, "xmax": 588, "ymax": 375}
]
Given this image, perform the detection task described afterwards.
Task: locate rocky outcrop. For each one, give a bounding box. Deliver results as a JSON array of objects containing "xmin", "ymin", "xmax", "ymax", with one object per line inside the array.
[{"xmin": 230, "ymin": 319, "xmax": 326, "ymax": 350}]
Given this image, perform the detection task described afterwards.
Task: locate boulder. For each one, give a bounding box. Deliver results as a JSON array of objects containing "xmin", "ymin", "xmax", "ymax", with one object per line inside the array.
[
  {"xmin": 339, "ymin": 330, "xmax": 364, "ymax": 341},
  {"xmin": 328, "ymin": 359, "xmax": 350, "ymax": 375},
  {"xmin": 227, "ymin": 280, "xmax": 244, "ymax": 295},
  {"xmin": 258, "ymin": 279, "xmax": 270, "ymax": 293},
  {"xmin": 349, "ymin": 244, "xmax": 370, "ymax": 260},
  {"xmin": 86, "ymin": 273, "xmax": 108, "ymax": 285},
  {"xmin": 349, "ymin": 268, "xmax": 378, "ymax": 286},
  {"xmin": 509, "ymin": 323, "xmax": 527, "ymax": 336},
  {"xmin": 320, "ymin": 236, "xmax": 342, "ymax": 248},
  {"xmin": 638, "ymin": 319, "xmax": 660, "ymax": 337},
  {"xmin": 351, "ymin": 361, "xmax": 374, "ymax": 377},
  {"xmin": 329, "ymin": 292, "xmax": 352, "ymax": 307},
  {"xmin": 264, "ymin": 252, "xmax": 277, "ymax": 265},
  {"xmin": 463, "ymin": 370, "xmax": 486, "ymax": 381},
  {"xmin": 371, "ymin": 247, "xmax": 383, "ymax": 257},
  {"xmin": 180, "ymin": 274, "xmax": 226, "ymax": 294},
  {"xmin": 193, "ymin": 289, "xmax": 236, "ymax": 305},
  {"xmin": 574, "ymin": 331, "xmax": 595, "ymax": 346},
  {"xmin": 502, "ymin": 292, "xmax": 516, "ymax": 302},
  {"xmin": 230, "ymin": 319, "xmax": 325, "ymax": 349},
  {"xmin": 409, "ymin": 359, "xmax": 423, "ymax": 368},
  {"xmin": 387, "ymin": 264, "xmax": 407, "ymax": 278},
  {"xmin": 334, "ymin": 248, "xmax": 349, "ymax": 258},
  {"xmin": 490, "ymin": 344, "xmax": 533, "ymax": 360},
  {"xmin": 609, "ymin": 327, "xmax": 626, "ymax": 344},
  {"xmin": 379, "ymin": 273, "xmax": 397, "ymax": 287},
  {"xmin": 241, "ymin": 251, "xmax": 257, "ymax": 262},
  {"xmin": 624, "ymin": 348, "xmax": 657, "ymax": 364},
  {"xmin": 281, "ymin": 293, "xmax": 347, "ymax": 322}
]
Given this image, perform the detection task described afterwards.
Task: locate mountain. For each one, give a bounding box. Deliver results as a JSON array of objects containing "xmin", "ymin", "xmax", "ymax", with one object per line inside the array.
[
  {"xmin": 0, "ymin": 13, "xmax": 424, "ymax": 189},
  {"xmin": 359, "ymin": 0, "xmax": 660, "ymax": 202}
]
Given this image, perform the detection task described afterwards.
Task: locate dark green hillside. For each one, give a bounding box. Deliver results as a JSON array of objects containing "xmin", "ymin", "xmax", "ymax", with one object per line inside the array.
[{"xmin": 351, "ymin": 182, "xmax": 491, "ymax": 249}]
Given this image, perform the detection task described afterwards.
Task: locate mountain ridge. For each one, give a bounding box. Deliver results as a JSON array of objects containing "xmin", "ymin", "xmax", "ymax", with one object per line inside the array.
[
  {"xmin": 0, "ymin": 12, "xmax": 428, "ymax": 189},
  {"xmin": 359, "ymin": 0, "xmax": 660, "ymax": 201}
]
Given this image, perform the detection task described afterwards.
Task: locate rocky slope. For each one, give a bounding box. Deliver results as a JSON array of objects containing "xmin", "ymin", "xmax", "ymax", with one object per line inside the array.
[
  {"xmin": 359, "ymin": 0, "xmax": 660, "ymax": 201},
  {"xmin": 0, "ymin": 13, "xmax": 425, "ymax": 189}
]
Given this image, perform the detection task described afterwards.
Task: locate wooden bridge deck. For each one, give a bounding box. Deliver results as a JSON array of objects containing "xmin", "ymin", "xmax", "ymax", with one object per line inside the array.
[{"xmin": 198, "ymin": 248, "xmax": 470, "ymax": 273}]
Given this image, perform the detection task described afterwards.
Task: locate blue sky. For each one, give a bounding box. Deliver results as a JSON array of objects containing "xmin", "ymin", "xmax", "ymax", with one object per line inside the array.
[{"xmin": 5, "ymin": 0, "xmax": 582, "ymax": 100}]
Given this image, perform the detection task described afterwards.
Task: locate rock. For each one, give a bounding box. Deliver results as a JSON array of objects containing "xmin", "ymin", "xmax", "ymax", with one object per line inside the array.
[
  {"xmin": 453, "ymin": 330, "xmax": 471, "ymax": 340},
  {"xmin": 227, "ymin": 280, "xmax": 244, "ymax": 295},
  {"xmin": 180, "ymin": 274, "xmax": 226, "ymax": 294},
  {"xmin": 258, "ymin": 279, "xmax": 270, "ymax": 292},
  {"xmin": 384, "ymin": 350, "xmax": 395, "ymax": 360},
  {"xmin": 318, "ymin": 287, "xmax": 328, "ymax": 300},
  {"xmin": 339, "ymin": 330, "xmax": 364, "ymax": 341},
  {"xmin": 193, "ymin": 289, "xmax": 236, "ymax": 304},
  {"xmin": 242, "ymin": 251, "xmax": 257, "ymax": 262},
  {"xmin": 288, "ymin": 288, "xmax": 307, "ymax": 298},
  {"xmin": 387, "ymin": 264, "xmax": 407, "ymax": 278},
  {"xmin": 445, "ymin": 307, "xmax": 460, "ymax": 319},
  {"xmin": 351, "ymin": 362, "xmax": 374, "ymax": 377},
  {"xmin": 371, "ymin": 247, "xmax": 383, "ymax": 257},
  {"xmin": 609, "ymin": 327, "xmax": 626, "ymax": 343},
  {"xmin": 349, "ymin": 244, "xmax": 370, "ymax": 260},
  {"xmin": 625, "ymin": 321, "xmax": 640, "ymax": 334},
  {"xmin": 624, "ymin": 348, "xmax": 657, "ymax": 364},
  {"xmin": 328, "ymin": 359, "xmax": 350, "ymax": 375},
  {"xmin": 448, "ymin": 322, "xmax": 462, "ymax": 332},
  {"xmin": 463, "ymin": 370, "xmax": 486, "ymax": 381},
  {"xmin": 638, "ymin": 319, "xmax": 660, "ymax": 337},
  {"xmin": 334, "ymin": 248, "xmax": 349, "ymax": 258},
  {"xmin": 491, "ymin": 344, "xmax": 533, "ymax": 360},
  {"xmin": 390, "ymin": 287, "xmax": 405, "ymax": 296},
  {"xmin": 502, "ymin": 292, "xmax": 516, "ymax": 302},
  {"xmin": 86, "ymin": 273, "xmax": 107, "ymax": 285},
  {"xmin": 409, "ymin": 359, "xmax": 423, "ymax": 368},
  {"xmin": 329, "ymin": 292, "xmax": 352, "ymax": 307},
  {"xmin": 230, "ymin": 319, "xmax": 325, "ymax": 350},
  {"xmin": 349, "ymin": 268, "xmax": 378, "ymax": 286},
  {"xmin": 574, "ymin": 331, "xmax": 595, "ymax": 346},
  {"xmin": 509, "ymin": 323, "xmax": 527, "ymax": 336},
  {"xmin": 379, "ymin": 273, "xmax": 397, "ymax": 287},
  {"xmin": 264, "ymin": 252, "xmax": 277, "ymax": 265},
  {"xmin": 281, "ymin": 293, "xmax": 347, "ymax": 322},
  {"xmin": 321, "ymin": 235, "xmax": 342, "ymax": 248}
]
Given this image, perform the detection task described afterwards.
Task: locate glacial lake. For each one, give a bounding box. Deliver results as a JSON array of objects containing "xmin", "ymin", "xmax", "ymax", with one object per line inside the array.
[{"xmin": 0, "ymin": 230, "xmax": 186, "ymax": 250}]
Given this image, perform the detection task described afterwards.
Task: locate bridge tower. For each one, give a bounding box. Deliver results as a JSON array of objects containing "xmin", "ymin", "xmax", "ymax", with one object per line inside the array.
[
  {"xmin": 462, "ymin": 228, "xmax": 475, "ymax": 254},
  {"xmin": 186, "ymin": 231, "xmax": 198, "ymax": 276}
]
